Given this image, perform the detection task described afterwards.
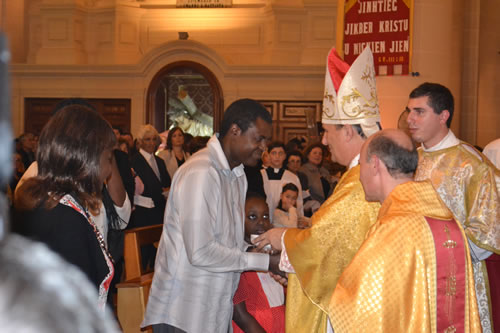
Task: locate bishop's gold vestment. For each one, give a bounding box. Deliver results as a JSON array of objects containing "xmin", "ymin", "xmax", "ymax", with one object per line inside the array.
[
  {"xmin": 415, "ymin": 142, "xmax": 500, "ymax": 332},
  {"xmin": 283, "ymin": 165, "xmax": 380, "ymax": 332},
  {"xmin": 329, "ymin": 181, "xmax": 481, "ymax": 332}
]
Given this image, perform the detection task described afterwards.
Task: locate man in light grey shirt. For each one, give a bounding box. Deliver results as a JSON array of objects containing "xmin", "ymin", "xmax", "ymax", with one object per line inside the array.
[{"xmin": 142, "ymin": 99, "xmax": 282, "ymax": 333}]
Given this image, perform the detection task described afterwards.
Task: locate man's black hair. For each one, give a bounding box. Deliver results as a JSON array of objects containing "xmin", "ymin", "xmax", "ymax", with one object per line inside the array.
[
  {"xmin": 219, "ymin": 99, "xmax": 272, "ymax": 138},
  {"xmin": 409, "ymin": 82, "xmax": 454, "ymax": 128},
  {"xmin": 267, "ymin": 141, "xmax": 285, "ymax": 153}
]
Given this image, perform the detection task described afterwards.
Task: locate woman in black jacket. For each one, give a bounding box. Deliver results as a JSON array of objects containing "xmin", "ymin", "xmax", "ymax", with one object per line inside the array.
[{"xmin": 14, "ymin": 105, "xmax": 116, "ymax": 310}]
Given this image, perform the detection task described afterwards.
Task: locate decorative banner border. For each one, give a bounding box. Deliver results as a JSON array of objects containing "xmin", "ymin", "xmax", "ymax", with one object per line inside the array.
[
  {"xmin": 340, "ymin": 0, "xmax": 413, "ymax": 75},
  {"xmin": 176, "ymin": 0, "xmax": 232, "ymax": 8}
]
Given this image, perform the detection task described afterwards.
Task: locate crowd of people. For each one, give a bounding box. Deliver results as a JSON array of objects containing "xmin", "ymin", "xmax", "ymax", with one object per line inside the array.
[{"xmin": 0, "ymin": 44, "xmax": 499, "ymax": 333}]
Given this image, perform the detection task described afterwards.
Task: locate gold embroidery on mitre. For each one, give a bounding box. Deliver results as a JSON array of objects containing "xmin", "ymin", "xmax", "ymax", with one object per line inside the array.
[
  {"xmin": 323, "ymin": 90, "xmax": 336, "ymax": 120},
  {"xmin": 340, "ymin": 65, "xmax": 378, "ymax": 119},
  {"xmin": 324, "ymin": 89, "xmax": 335, "ymax": 104},
  {"xmin": 321, "ymin": 47, "xmax": 380, "ymax": 125}
]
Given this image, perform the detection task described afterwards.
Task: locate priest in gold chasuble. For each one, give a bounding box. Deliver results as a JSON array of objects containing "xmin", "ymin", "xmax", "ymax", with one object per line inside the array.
[{"xmin": 329, "ymin": 129, "xmax": 481, "ymax": 332}]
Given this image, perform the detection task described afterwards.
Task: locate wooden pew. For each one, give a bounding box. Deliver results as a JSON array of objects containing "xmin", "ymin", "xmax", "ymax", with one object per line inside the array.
[
  {"xmin": 123, "ymin": 224, "xmax": 163, "ymax": 281},
  {"xmin": 117, "ymin": 225, "xmax": 163, "ymax": 333},
  {"xmin": 117, "ymin": 273, "xmax": 154, "ymax": 333}
]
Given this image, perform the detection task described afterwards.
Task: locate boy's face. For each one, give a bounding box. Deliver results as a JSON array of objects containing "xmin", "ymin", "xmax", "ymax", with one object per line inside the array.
[
  {"xmin": 281, "ymin": 189, "xmax": 298, "ymax": 211},
  {"xmin": 244, "ymin": 197, "xmax": 272, "ymax": 243},
  {"xmin": 269, "ymin": 147, "xmax": 286, "ymax": 169}
]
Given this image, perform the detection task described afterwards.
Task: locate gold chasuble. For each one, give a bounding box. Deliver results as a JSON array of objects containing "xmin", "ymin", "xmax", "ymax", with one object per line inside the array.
[
  {"xmin": 415, "ymin": 143, "xmax": 500, "ymax": 331},
  {"xmin": 329, "ymin": 181, "xmax": 481, "ymax": 332},
  {"xmin": 284, "ymin": 165, "xmax": 380, "ymax": 332},
  {"xmin": 415, "ymin": 143, "xmax": 500, "ymax": 253}
]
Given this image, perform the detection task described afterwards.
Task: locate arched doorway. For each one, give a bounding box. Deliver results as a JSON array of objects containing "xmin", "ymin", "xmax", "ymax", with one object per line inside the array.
[{"xmin": 146, "ymin": 61, "xmax": 223, "ymax": 136}]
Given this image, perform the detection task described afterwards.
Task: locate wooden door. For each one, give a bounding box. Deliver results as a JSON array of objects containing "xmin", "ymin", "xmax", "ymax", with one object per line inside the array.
[
  {"xmin": 24, "ymin": 98, "xmax": 131, "ymax": 135},
  {"xmin": 259, "ymin": 100, "xmax": 322, "ymax": 143}
]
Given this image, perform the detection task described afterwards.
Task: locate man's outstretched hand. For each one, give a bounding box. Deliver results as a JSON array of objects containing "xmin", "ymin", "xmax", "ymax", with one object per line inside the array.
[{"xmin": 253, "ymin": 228, "xmax": 286, "ymax": 251}]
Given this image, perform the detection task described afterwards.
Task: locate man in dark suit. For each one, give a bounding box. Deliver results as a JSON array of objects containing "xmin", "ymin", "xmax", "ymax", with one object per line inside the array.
[
  {"xmin": 130, "ymin": 124, "xmax": 171, "ymax": 269},
  {"xmin": 130, "ymin": 124, "xmax": 171, "ymax": 229}
]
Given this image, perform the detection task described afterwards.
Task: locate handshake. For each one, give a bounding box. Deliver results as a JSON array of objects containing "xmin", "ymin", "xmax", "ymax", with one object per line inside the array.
[{"xmin": 249, "ymin": 229, "xmax": 288, "ymax": 283}]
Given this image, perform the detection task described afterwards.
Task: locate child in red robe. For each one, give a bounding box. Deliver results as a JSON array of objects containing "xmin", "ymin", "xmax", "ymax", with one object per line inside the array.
[{"xmin": 232, "ymin": 193, "xmax": 285, "ymax": 333}]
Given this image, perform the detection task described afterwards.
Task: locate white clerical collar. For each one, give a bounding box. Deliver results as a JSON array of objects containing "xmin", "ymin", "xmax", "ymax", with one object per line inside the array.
[
  {"xmin": 422, "ymin": 130, "xmax": 459, "ymax": 152},
  {"xmin": 348, "ymin": 154, "xmax": 360, "ymax": 170}
]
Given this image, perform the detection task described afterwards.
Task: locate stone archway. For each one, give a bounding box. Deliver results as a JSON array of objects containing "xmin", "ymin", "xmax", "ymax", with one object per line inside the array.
[{"xmin": 146, "ymin": 61, "xmax": 223, "ymax": 136}]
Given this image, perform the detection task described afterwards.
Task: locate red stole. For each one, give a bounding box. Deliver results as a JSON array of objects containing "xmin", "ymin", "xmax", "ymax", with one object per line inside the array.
[{"xmin": 426, "ymin": 217, "xmax": 466, "ymax": 333}]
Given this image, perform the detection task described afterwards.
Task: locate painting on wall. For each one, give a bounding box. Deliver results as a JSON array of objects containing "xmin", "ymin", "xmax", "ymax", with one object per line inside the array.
[{"xmin": 149, "ymin": 62, "xmax": 223, "ymax": 137}]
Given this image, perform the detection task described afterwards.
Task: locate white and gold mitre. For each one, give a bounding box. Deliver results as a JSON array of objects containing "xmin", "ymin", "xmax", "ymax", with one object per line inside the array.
[{"xmin": 322, "ymin": 47, "xmax": 380, "ymax": 137}]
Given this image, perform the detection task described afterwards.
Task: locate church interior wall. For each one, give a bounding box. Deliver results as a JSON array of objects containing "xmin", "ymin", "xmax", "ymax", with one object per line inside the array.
[
  {"xmin": 476, "ymin": 0, "xmax": 499, "ymax": 147},
  {"xmin": 3, "ymin": 0, "xmax": 499, "ymax": 145}
]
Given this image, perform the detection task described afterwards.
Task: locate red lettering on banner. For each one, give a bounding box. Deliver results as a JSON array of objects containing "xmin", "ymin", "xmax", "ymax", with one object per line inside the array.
[
  {"xmin": 344, "ymin": 0, "xmax": 412, "ymax": 75},
  {"xmin": 358, "ymin": 0, "xmax": 398, "ymax": 14},
  {"xmin": 378, "ymin": 19, "xmax": 408, "ymax": 33},
  {"xmin": 345, "ymin": 22, "xmax": 373, "ymax": 35}
]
